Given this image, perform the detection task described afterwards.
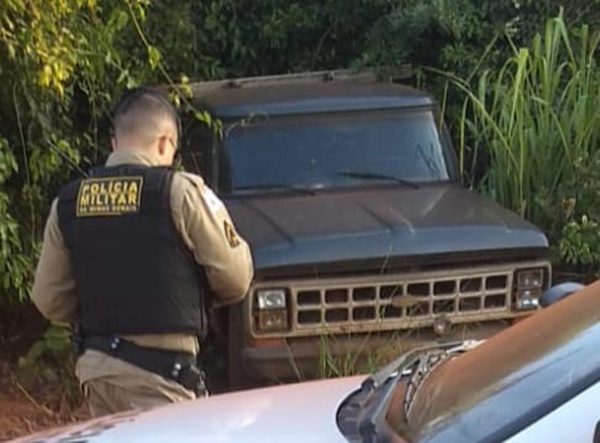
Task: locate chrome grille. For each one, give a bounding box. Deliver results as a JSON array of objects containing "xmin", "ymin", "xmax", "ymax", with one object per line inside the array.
[
  {"xmin": 250, "ymin": 261, "xmax": 551, "ymax": 338},
  {"xmin": 296, "ymin": 273, "xmax": 510, "ymax": 324}
]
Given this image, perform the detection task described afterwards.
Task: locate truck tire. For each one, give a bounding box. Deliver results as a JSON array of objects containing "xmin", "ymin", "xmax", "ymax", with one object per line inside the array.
[{"xmin": 227, "ymin": 305, "xmax": 253, "ymax": 391}]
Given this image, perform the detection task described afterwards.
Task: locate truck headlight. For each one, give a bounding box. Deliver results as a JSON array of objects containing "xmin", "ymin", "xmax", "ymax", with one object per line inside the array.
[
  {"xmin": 257, "ymin": 289, "xmax": 287, "ymax": 310},
  {"xmin": 514, "ymin": 269, "xmax": 545, "ymax": 310},
  {"xmin": 255, "ymin": 289, "xmax": 289, "ymax": 332}
]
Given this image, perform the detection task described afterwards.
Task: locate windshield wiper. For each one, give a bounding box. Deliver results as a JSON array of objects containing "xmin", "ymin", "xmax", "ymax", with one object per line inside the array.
[
  {"xmin": 336, "ymin": 170, "xmax": 420, "ymax": 189},
  {"xmin": 402, "ymin": 350, "xmax": 449, "ymax": 418},
  {"xmin": 356, "ymin": 340, "xmax": 483, "ymax": 443},
  {"xmin": 234, "ymin": 183, "xmax": 317, "ymax": 196},
  {"xmin": 402, "ymin": 340, "xmax": 484, "ymax": 418},
  {"xmin": 362, "ymin": 341, "xmax": 465, "ymax": 392}
]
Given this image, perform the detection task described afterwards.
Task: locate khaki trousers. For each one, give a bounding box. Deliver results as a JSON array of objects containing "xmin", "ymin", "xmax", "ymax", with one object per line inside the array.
[{"xmin": 76, "ymin": 349, "xmax": 197, "ymax": 418}]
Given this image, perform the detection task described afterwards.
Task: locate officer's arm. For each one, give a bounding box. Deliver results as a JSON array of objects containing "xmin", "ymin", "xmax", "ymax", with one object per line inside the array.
[
  {"xmin": 173, "ymin": 173, "xmax": 254, "ymax": 308},
  {"xmin": 31, "ymin": 198, "xmax": 79, "ymax": 323}
]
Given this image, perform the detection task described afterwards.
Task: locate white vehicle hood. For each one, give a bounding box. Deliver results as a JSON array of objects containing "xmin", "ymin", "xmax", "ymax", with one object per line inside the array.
[{"xmin": 11, "ymin": 375, "xmax": 365, "ymax": 443}]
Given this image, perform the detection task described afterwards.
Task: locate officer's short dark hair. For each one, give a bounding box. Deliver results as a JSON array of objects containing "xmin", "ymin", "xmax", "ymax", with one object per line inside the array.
[{"xmin": 113, "ymin": 89, "xmax": 179, "ymax": 143}]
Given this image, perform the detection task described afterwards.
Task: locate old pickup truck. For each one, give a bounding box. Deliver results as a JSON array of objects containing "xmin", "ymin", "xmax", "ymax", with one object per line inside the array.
[{"xmin": 176, "ymin": 69, "xmax": 552, "ymax": 389}]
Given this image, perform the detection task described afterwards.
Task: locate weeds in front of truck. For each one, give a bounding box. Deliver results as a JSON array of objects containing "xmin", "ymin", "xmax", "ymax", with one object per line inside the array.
[{"xmin": 234, "ymin": 260, "xmax": 551, "ymax": 383}]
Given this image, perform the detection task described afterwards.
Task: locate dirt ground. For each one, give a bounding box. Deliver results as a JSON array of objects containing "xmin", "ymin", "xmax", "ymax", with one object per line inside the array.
[{"xmin": 0, "ymin": 360, "xmax": 90, "ymax": 442}]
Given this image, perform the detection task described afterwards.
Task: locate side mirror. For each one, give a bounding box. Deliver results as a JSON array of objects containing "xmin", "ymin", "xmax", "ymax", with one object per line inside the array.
[{"xmin": 539, "ymin": 282, "xmax": 585, "ymax": 308}]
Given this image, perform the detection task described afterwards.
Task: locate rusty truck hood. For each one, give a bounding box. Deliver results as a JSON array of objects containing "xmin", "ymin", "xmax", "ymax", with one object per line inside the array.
[{"xmin": 226, "ymin": 184, "xmax": 548, "ymax": 274}]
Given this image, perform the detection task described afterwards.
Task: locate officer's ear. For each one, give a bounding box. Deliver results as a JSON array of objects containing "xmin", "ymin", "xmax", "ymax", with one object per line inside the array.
[{"xmin": 157, "ymin": 135, "xmax": 169, "ymax": 156}]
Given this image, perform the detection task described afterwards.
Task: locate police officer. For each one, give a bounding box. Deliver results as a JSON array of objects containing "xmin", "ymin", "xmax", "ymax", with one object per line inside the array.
[{"xmin": 31, "ymin": 87, "xmax": 254, "ymax": 417}]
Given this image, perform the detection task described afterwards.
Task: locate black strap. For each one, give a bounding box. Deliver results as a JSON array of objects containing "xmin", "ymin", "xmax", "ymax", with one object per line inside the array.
[{"xmin": 83, "ymin": 335, "xmax": 207, "ymax": 396}]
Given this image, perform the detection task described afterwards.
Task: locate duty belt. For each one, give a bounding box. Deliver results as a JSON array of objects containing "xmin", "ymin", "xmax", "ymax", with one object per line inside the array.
[{"xmin": 83, "ymin": 335, "xmax": 207, "ymax": 397}]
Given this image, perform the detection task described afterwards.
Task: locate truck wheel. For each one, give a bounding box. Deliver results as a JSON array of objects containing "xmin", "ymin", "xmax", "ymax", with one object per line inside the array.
[{"xmin": 227, "ymin": 305, "xmax": 252, "ymax": 391}]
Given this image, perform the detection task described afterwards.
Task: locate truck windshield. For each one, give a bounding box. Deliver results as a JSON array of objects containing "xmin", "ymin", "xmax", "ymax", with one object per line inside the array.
[{"xmin": 217, "ymin": 108, "xmax": 458, "ymax": 194}]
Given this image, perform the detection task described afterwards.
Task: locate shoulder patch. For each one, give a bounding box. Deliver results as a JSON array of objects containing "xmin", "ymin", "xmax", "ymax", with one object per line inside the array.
[
  {"xmin": 76, "ymin": 176, "xmax": 143, "ymax": 217},
  {"xmin": 176, "ymin": 172, "xmax": 224, "ymax": 215},
  {"xmin": 223, "ymin": 220, "xmax": 241, "ymax": 248},
  {"xmin": 202, "ymin": 187, "xmax": 224, "ymax": 215}
]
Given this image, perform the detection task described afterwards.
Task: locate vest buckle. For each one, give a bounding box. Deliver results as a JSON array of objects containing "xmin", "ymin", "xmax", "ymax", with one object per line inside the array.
[
  {"xmin": 171, "ymin": 362, "xmax": 183, "ymax": 379},
  {"xmin": 110, "ymin": 337, "xmax": 121, "ymax": 350}
]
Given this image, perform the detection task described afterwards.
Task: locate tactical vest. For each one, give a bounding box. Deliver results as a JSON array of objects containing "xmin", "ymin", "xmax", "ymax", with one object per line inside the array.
[{"xmin": 56, "ymin": 164, "xmax": 208, "ymax": 339}]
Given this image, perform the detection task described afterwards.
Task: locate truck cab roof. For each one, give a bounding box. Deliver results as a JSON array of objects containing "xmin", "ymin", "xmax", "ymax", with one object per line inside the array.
[{"xmin": 187, "ymin": 69, "xmax": 434, "ymax": 118}]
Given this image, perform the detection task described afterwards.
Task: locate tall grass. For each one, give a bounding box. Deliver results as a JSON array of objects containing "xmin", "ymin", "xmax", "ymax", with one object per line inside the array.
[
  {"xmin": 315, "ymin": 327, "xmax": 472, "ymax": 378},
  {"xmin": 316, "ymin": 334, "xmax": 379, "ymax": 379},
  {"xmin": 448, "ymin": 11, "xmax": 600, "ymax": 239}
]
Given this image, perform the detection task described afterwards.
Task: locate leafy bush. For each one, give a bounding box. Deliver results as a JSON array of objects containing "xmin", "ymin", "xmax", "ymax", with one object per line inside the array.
[
  {"xmin": 0, "ymin": 137, "xmax": 30, "ymax": 300},
  {"xmin": 559, "ymin": 217, "xmax": 600, "ymax": 271},
  {"xmin": 0, "ymin": 0, "xmax": 170, "ymax": 305},
  {"xmin": 16, "ymin": 323, "xmax": 82, "ymax": 406},
  {"xmin": 557, "ymin": 149, "xmax": 600, "ymax": 279}
]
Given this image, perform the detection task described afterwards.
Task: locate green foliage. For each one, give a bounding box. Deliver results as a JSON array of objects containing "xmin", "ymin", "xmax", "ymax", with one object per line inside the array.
[
  {"xmin": 449, "ymin": 11, "xmax": 600, "ymax": 243},
  {"xmin": 357, "ymin": 0, "xmax": 486, "ymax": 72},
  {"xmin": 17, "ymin": 323, "xmax": 81, "ymax": 404},
  {"xmin": 559, "ymin": 217, "xmax": 600, "ymax": 270},
  {"xmin": 355, "ymin": 0, "xmax": 600, "ymax": 153},
  {"xmin": 317, "ymin": 334, "xmax": 375, "ymax": 379},
  {"xmin": 557, "ymin": 148, "xmax": 600, "ymax": 278},
  {"xmin": 20, "ymin": 324, "xmax": 72, "ymax": 366},
  {"xmin": 316, "ymin": 332, "xmax": 421, "ymax": 379},
  {"xmin": 0, "ymin": 0, "xmax": 165, "ymax": 304},
  {"xmin": 0, "ymin": 137, "xmax": 29, "ymax": 300},
  {"xmin": 188, "ymin": 0, "xmax": 396, "ymax": 78}
]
